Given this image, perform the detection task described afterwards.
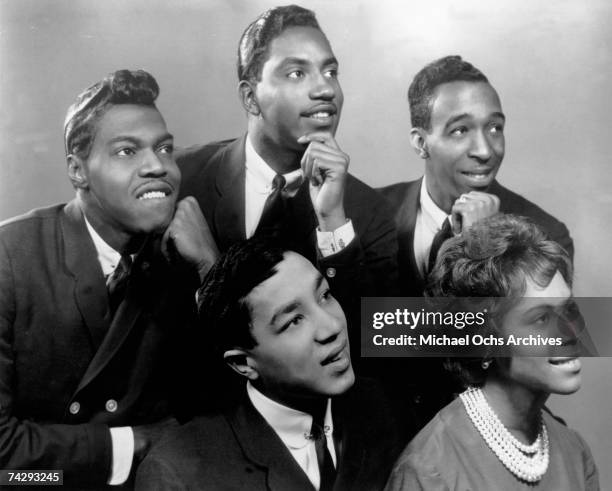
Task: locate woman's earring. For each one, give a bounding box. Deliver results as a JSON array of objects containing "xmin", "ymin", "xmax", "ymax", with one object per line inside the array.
[{"xmin": 481, "ymin": 359, "xmax": 492, "ymax": 370}]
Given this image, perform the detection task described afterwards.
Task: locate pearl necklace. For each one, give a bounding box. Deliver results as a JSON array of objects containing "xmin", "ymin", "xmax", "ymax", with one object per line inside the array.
[{"xmin": 460, "ymin": 387, "xmax": 549, "ymax": 483}]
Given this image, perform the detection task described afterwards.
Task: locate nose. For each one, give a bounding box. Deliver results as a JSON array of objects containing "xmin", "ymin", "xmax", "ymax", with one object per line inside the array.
[
  {"xmin": 309, "ymin": 72, "xmax": 336, "ymax": 100},
  {"xmin": 468, "ymin": 130, "xmax": 493, "ymax": 163},
  {"xmin": 139, "ymin": 149, "xmax": 167, "ymax": 177},
  {"xmin": 314, "ymin": 306, "xmax": 345, "ymax": 344},
  {"xmin": 558, "ymin": 300, "xmax": 585, "ymax": 338}
]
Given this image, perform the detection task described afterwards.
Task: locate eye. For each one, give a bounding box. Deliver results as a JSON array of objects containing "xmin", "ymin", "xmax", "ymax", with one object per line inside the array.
[
  {"xmin": 323, "ymin": 68, "xmax": 338, "ymax": 79},
  {"xmin": 116, "ymin": 147, "xmax": 136, "ymax": 157},
  {"xmin": 450, "ymin": 126, "xmax": 468, "ymax": 137},
  {"xmin": 490, "ymin": 124, "xmax": 504, "ymax": 135},
  {"xmin": 282, "ymin": 314, "xmax": 304, "ymax": 331},
  {"xmin": 158, "ymin": 143, "xmax": 174, "ymax": 155},
  {"xmin": 287, "ymin": 70, "xmax": 304, "ymax": 79},
  {"xmin": 533, "ymin": 312, "xmax": 551, "ymax": 325}
]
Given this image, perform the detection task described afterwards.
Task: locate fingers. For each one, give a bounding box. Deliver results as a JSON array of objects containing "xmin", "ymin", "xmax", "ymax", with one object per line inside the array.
[
  {"xmin": 451, "ymin": 191, "xmax": 500, "ymax": 233},
  {"xmin": 162, "ymin": 197, "xmax": 219, "ymax": 275},
  {"xmin": 297, "ymin": 131, "xmax": 339, "ymax": 149},
  {"xmin": 299, "ymin": 138, "xmax": 349, "ymax": 186}
]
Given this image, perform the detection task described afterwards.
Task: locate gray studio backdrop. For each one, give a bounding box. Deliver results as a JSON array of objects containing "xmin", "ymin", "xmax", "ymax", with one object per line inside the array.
[{"xmin": 1, "ymin": 0, "xmax": 611, "ymax": 485}]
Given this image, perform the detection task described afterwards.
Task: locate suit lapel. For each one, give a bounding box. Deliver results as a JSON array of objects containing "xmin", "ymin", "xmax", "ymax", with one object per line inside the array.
[
  {"xmin": 73, "ymin": 239, "xmax": 159, "ymax": 394},
  {"xmin": 397, "ymin": 178, "xmax": 423, "ymax": 286},
  {"xmin": 213, "ymin": 136, "xmax": 247, "ymax": 249},
  {"xmin": 61, "ymin": 200, "xmax": 110, "ymax": 350},
  {"xmin": 228, "ymin": 396, "xmax": 315, "ymax": 491}
]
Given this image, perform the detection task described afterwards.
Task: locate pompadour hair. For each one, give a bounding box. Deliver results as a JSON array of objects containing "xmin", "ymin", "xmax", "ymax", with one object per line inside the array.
[{"xmin": 64, "ymin": 69, "xmax": 159, "ymax": 160}]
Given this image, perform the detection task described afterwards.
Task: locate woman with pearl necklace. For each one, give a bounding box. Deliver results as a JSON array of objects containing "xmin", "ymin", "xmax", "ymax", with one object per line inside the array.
[{"xmin": 385, "ymin": 214, "xmax": 599, "ymax": 490}]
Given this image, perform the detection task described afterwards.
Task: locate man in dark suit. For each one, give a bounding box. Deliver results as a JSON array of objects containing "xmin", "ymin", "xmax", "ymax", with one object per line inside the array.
[
  {"xmin": 380, "ymin": 55, "xmax": 573, "ymax": 297},
  {"xmin": 0, "ymin": 70, "xmax": 218, "ymax": 487},
  {"xmin": 378, "ymin": 56, "xmax": 574, "ymax": 432},
  {"xmin": 135, "ymin": 238, "xmax": 401, "ymax": 491},
  {"xmin": 177, "ymin": 5, "xmax": 398, "ymax": 317}
]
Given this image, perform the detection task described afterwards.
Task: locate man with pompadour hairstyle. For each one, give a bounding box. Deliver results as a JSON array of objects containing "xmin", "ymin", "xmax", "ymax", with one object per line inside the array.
[{"xmin": 0, "ymin": 69, "xmax": 218, "ymax": 488}]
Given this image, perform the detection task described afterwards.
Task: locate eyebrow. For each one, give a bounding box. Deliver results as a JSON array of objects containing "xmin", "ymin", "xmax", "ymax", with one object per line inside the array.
[
  {"xmin": 521, "ymin": 297, "xmax": 572, "ymax": 315},
  {"xmin": 269, "ymin": 300, "xmax": 301, "ymax": 327},
  {"xmin": 443, "ymin": 112, "xmax": 506, "ymax": 131},
  {"xmin": 278, "ymin": 56, "xmax": 339, "ymax": 69},
  {"xmin": 107, "ymin": 132, "xmax": 174, "ymax": 147},
  {"xmin": 268, "ymin": 273, "xmax": 326, "ymax": 326}
]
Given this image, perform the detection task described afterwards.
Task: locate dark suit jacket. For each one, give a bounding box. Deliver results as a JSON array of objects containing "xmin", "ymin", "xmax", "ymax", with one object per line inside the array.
[
  {"xmin": 135, "ymin": 379, "xmax": 402, "ymax": 491},
  {"xmin": 379, "ymin": 178, "xmax": 574, "ymax": 296},
  {"xmin": 177, "ymin": 136, "xmax": 399, "ymax": 306},
  {"xmin": 0, "ymin": 201, "xmax": 198, "ymax": 488},
  {"xmin": 375, "ymin": 178, "xmax": 575, "ymax": 434}
]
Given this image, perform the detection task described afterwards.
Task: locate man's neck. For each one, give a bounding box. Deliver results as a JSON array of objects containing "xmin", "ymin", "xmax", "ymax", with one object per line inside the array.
[
  {"xmin": 248, "ymin": 128, "xmax": 302, "ymax": 175},
  {"xmin": 78, "ymin": 198, "xmax": 144, "ymax": 255},
  {"xmin": 251, "ymin": 381, "xmax": 329, "ymax": 416}
]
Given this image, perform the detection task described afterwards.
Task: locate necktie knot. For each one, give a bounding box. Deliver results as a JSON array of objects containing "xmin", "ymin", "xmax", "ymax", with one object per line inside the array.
[
  {"xmin": 309, "ymin": 407, "xmax": 336, "ymax": 490},
  {"xmin": 255, "ymin": 174, "xmax": 288, "ymax": 236},
  {"xmin": 106, "ymin": 254, "xmax": 132, "ymax": 317},
  {"xmin": 428, "ymin": 217, "xmax": 453, "ymax": 273},
  {"xmin": 272, "ymin": 173, "xmax": 286, "ymax": 192}
]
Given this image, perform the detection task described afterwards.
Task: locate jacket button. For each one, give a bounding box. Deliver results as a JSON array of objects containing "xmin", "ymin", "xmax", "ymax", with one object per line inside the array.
[
  {"xmin": 326, "ymin": 267, "xmax": 336, "ymax": 278},
  {"xmin": 69, "ymin": 402, "xmax": 80, "ymax": 415},
  {"xmin": 105, "ymin": 399, "xmax": 118, "ymax": 413}
]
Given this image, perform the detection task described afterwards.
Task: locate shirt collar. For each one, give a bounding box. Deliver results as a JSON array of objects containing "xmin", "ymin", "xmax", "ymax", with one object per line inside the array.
[
  {"xmin": 245, "ymin": 134, "xmax": 303, "ymax": 195},
  {"xmin": 83, "ymin": 214, "xmax": 122, "ymax": 277},
  {"xmin": 420, "ymin": 176, "xmax": 451, "ymax": 233},
  {"xmin": 247, "ymin": 382, "xmax": 333, "ymax": 450}
]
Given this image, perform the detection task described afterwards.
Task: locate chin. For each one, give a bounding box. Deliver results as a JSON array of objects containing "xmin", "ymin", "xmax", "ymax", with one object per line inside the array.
[{"xmin": 325, "ymin": 367, "xmax": 355, "ymax": 395}]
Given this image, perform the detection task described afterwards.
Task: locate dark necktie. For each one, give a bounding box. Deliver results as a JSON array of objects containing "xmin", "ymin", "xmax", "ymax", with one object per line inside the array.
[
  {"xmin": 311, "ymin": 409, "xmax": 336, "ymax": 491},
  {"xmin": 428, "ymin": 217, "xmax": 452, "ymax": 273},
  {"xmin": 106, "ymin": 254, "xmax": 132, "ymax": 317},
  {"xmin": 255, "ymin": 174, "xmax": 286, "ymax": 236}
]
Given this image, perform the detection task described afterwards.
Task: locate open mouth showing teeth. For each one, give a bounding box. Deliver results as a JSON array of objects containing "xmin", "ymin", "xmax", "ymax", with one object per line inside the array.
[
  {"xmin": 462, "ymin": 171, "xmax": 491, "ymax": 179},
  {"xmin": 310, "ymin": 112, "xmax": 332, "ymax": 119},
  {"xmin": 549, "ymin": 357, "xmax": 580, "ymax": 366},
  {"xmin": 138, "ymin": 191, "xmax": 168, "ymax": 200}
]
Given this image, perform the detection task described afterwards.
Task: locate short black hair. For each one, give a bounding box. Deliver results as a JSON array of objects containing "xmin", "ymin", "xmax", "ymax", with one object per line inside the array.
[
  {"xmin": 64, "ymin": 69, "xmax": 159, "ymax": 160},
  {"xmin": 408, "ymin": 55, "xmax": 489, "ymax": 130},
  {"xmin": 237, "ymin": 5, "xmax": 321, "ymax": 82},
  {"xmin": 426, "ymin": 213, "xmax": 573, "ymax": 386},
  {"xmin": 197, "ymin": 237, "xmax": 287, "ymax": 354}
]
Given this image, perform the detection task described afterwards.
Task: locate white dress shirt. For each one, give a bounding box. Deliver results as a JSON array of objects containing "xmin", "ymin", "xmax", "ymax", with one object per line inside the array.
[
  {"xmin": 244, "ymin": 134, "xmax": 354, "ymax": 256},
  {"xmin": 84, "ymin": 216, "xmax": 134, "ymax": 486},
  {"xmin": 247, "ymin": 382, "xmax": 336, "ymax": 490},
  {"xmin": 413, "ymin": 177, "xmax": 452, "ymax": 278}
]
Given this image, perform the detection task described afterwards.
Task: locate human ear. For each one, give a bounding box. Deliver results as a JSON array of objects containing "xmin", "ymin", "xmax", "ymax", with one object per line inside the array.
[
  {"xmin": 410, "ymin": 128, "xmax": 429, "ymax": 159},
  {"xmin": 67, "ymin": 154, "xmax": 88, "ymax": 189},
  {"xmin": 238, "ymin": 80, "xmax": 260, "ymax": 117},
  {"xmin": 224, "ymin": 348, "xmax": 259, "ymax": 380}
]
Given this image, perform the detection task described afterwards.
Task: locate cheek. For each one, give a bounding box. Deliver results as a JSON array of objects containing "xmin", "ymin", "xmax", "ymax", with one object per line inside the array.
[{"xmin": 507, "ymin": 358, "xmax": 549, "ymax": 387}]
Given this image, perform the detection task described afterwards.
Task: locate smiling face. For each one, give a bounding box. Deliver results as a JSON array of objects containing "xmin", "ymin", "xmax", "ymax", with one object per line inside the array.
[
  {"xmin": 71, "ymin": 104, "xmax": 179, "ymax": 250},
  {"xmin": 420, "ymin": 81, "xmax": 505, "ymax": 212},
  {"xmin": 243, "ymin": 252, "xmax": 354, "ymax": 408},
  {"xmin": 497, "ymin": 271, "xmax": 582, "ymax": 397},
  {"xmin": 250, "ymin": 26, "xmax": 343, "ymax": 153}
]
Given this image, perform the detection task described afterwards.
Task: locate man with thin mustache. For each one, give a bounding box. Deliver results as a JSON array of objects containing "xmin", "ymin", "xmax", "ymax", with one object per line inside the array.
[{"xmin": 177, "ymin": 5, "xmax": 399, "ymax": 342}]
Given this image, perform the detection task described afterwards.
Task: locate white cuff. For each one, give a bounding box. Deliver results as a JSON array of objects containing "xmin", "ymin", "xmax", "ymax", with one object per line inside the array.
[
  {"xmin": 108, "ymin": 426, "xmax": 135, "ymax": 485},
  {"xmin": 316, "ymin": 219, "xmax": 355, "ymax": 257}
]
